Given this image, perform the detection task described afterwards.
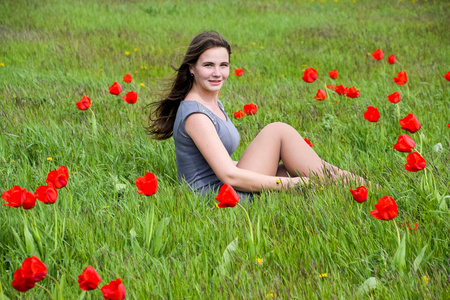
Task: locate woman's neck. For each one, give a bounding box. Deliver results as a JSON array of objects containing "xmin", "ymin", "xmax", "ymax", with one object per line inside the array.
[{"xmin": 185, "ymin": 87, "xmax": 219, "ymax": 104}]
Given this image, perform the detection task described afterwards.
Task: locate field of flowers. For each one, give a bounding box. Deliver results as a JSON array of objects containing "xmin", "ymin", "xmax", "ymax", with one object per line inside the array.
[{"xmin": 0, "ymin": 0, "xmax": 449, "ymax": 299}]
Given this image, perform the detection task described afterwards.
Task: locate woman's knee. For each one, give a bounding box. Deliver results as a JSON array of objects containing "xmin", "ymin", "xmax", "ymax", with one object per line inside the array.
[{"xmin": 263, "ymin": 122, "xmax": 300, "ymax": 137}]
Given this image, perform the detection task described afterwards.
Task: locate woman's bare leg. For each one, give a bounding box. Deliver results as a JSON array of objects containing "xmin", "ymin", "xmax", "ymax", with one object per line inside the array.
[{"xmin": 237, "ymin": 122, "xmax": 365, "ymax": 185}]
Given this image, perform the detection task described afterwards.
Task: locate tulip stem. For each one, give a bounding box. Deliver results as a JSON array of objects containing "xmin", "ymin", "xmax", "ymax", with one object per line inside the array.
[
  {"xmin": 147, "ymin": 200, "xmax": 155, "ymax": 249},
  {"xmin": 393, "ymin": 219, "xmax": 401, "ymax": 246},
  {"xmin": 238, "ymin": 203, "xmax": 254, "ymax": 244},
  {"xmin": 53, "ymin": 204, "xmax": 58, "ymax": 250},
  {"xmin": 36, "ymin": 283, "xmax": 54, "ymax": 300},
  {"xmin": 47, "ymin": 274, "xmax": 60, "ymax": 288}
]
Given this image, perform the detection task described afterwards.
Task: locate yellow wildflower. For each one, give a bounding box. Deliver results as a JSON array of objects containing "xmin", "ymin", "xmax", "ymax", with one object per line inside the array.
[
  {"xmin": 140, "ymin": 83, "xmax": 145, "ymax": 87},
  {"xmin": 141, "ymin": 66, "xmax": 147, "ymax": 70},
  {"xmin": 0, "ymin": 63, "xmax": 4, "ymax": 67},
  {"xmin": 134, "ymin": 48, "xmax": 138, "ymax": 52},
  {"xmin": 102, "ymin": 206, "xmax": 110, "ymax": 209},
  {"xmin": 276, "ymin": 179, "xmax": 281, "ymax": 185},
  {"xmin": 98, "ymin": 68, "xmax": 103, "ymax": 73},
  {"xmin": 47, "ymin": 157, "xmax": 53, "ymax": 161},
  {"xmin": 319, "ymin": 273, "xmax": 327, "ymax": 278},
  {"xmin": 266, "ymin": 293, "xmax": 274, "ymax": 298},
  {"xmin": 125, "ymin": 51, "xmax": 130, "ymax": 55},
  {"xmin": 422, "ymin": 276, "xmax": 429, "ymax": 284},
  {"xmin": 257, "ymin": 258, "xmax": 263, "ymax": 265},
  {"xmin": 320, "ymin": 187, "xmax": 324, "ymax": 190},
  {"xmin": 280, "ymin": 74, "xmax": 284, "ymax": 77},
  {"xmin": 341, "ymin": 138, "xmax": 345, "ymax": 142},
  {"xmin": 251, "ymin": 42, "xmax": 256, "ymax": 45},
  {"xmin": 260, "ymin": 46, "xmax": 264, "ymax": 49},
  {"xmin": 135, "ymin": 71, "xmax": 139, "ymax": 74}
]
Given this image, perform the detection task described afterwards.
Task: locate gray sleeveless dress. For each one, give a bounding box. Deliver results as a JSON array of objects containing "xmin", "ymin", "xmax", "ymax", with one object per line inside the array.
[{"xmin": 173, "ymin": 100, "xmax": 253, "ymax": 200}]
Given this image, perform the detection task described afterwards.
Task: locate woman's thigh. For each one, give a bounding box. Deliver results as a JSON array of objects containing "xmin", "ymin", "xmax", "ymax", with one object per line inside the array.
[{"xmin": 236, "ymin": 122, "xmax": 288, "ymax": 176}]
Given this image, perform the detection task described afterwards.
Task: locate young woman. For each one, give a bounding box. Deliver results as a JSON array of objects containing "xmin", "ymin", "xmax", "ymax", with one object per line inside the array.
[{"xmin": 147, "ymin": 31, "xmax": 365, "ymax": 198}]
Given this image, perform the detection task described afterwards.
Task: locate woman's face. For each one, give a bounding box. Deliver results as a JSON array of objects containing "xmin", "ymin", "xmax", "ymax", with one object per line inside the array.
[{"xmin": 190, "ymin": 47, "xmax": 230, "ymax": 94}]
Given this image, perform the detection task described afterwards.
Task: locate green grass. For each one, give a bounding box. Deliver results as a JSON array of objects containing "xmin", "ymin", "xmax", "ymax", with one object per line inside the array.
[{"xmin": 0, "ymin": 0, "xmax": 449, "ymax": 299}]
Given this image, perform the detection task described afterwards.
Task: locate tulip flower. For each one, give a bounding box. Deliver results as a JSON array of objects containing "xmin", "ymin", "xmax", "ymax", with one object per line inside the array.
[
  {"xmin": 215, "ymin": 184, "xmax": 240, "ymax": 208},
  {"xmin": 363, "ymin": 106, "xmax": 380, "ymax": 122},
  {"xmin": 350, "ymin": 186, "xmax": 367, "ymax": 203},
  {"xmin": 334, "ymin": 85, "xmax": 348, "ymax": 95},
  {"xmin": 244, "ymin": 103, "xmax": 258, "ymax": 115},
  {"xmin": 101, "ymin": 278, "xmax": 126, "ymax": 300},
  {"xmin": 314, "ymin": 89, "xmax": 326, "ymax": 101},
  {"xmin": 326, "ymin": 84, "xmax": 335, "ymax": 90},
  {"xmin": 123, "ymin": 74, "xmax": 132, "ymax": 83},
  {"xmin": 444, "ymin": 71, "xmax": 450, "ymax": 81},
  {"xmin": 393, "ymin": 134, "xmax": 415, "ymax": 152},
  {"xmin": 78, "ymin": 266, "xmax": 101, "ymax": 291},
  {"xmin": 388, "ymin": 92, "xmax": 401, "ymax": 103},
  {"xmin": 372, "ymin": 49, "xmax": 384, "ymax": 60},
  {"xmin": 122, "ymin": 91, "xmax": 137, "ymax": 104},
  {"xmin": 328, "ymin": 69, "xmax": 338, "ymax": 79},
  {"xmin": 234, "ymin": 68, "xmax": 244, "ymax": 76},
  {"xmin": 12, "ymin": 256, "xmax": 47, "ymax": 292},
  {"xmin": 394, "ymin": 72, "xmax": 407, "ymax": 85},
  {"xmin": 2, "ymin": 186, "xmax": 37, "ymax": 209},
  {"xmin": 46, "ymin": 166, "xmax": 69, "ymax": 189},
  {"xmin": 370, "ymin": 196, "xmax": 398, "ymax": 221},
  {"xmin": 304, "ymin": 137, "xmax": 313, "ymax": 147},
  {"xmin": 76, "ymin": 96, "xmax": 91, "ymax": 110},
  {"xmin": 234, "ymin": 110, "xmax": 245, "ymax": 119},
  {"xmin": 388, "ymin": 55, "xmax": 396, "ymax": 64},
  {"xmin": 399, "ymin": 113, "xmax": 421, "ymax": 133},
  {"xmin": 405, "ymin": 152, "xmax": 426, "ymax": 172},
  {"xmin": 136, "ymin": 172, "xmax": 158, "ymax": 196},
  {"xmin": 109, "ymin": 82, "xmax": 122, "ymax": 95},
  {"xmin": 35, "ymin": 183, "xmax": 58, "ymax": 204},
  {"xmin": 346, "ymin": 87, "xmax": 360, "ymax": 98},
  {"xmin": 301, "ymin": 67, "xmax": 318, "ymax": 83}
]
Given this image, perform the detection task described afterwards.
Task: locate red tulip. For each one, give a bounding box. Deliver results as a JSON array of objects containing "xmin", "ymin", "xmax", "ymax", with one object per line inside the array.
[
  {"xmin": 234, "ymin": 68, "xmax": 244, "ymax": 76},
  {"xmin": 76, "ymin": 96, "xmax": 91, "ymax": 110},
  {"xmin": 304, "ymin": 137, "xmax": 313, "ymax": 147},
  {"xmin": 346, "ymin": 87, "xmax": 360, "ymax": 98},
  {"xmin": 234, "ymin": 110, "xmax": 245, "ymax": 119},
  {"xmin": 388, "ymin": 55, "xmax": 396, "ymax": 64},
  {"xmin": 12, "ymin": 268, "xmax": 36, "ymax": 292},
  {"xmin": 122, "ymin": 91, "xmax": 137, "ymax": 104},
  {"xmin": 334, "ymin": 85, "xmax": 348, "ymax": 95},
  {"xmin": 301, "ymin": 67, "xmax": 318, "ymax": 83},
  {"xmin": 215, "ymin": 184, "xmax": 240, "ymax": 208},
  {"xmin": 314, "ymin": 89, "xmax": 326, "ymax": 101},
  {"xmin": 448, "ymin": 122, "xmax": 450, "ymax": 128},
  {"xmin": 2, "ymin": 186, "xmax": 37, "ymax": 209},
  {"xmin": 399, "ymin": 113, "xmax": 421, "ymax": 133},
  {"xmin": 405, "ymin": 152, "xmax": 426, "ymax": 172},
  {"xmin": 21, "ymin": 256, "xmax": 47, "ymax": 282},
  {"xmin": 328, "ymin": 70, "xmax": 338, "ymax": 79},
  {"xmin": 363, "ymin": 106, "xmax": 380, "ymax": 122},
  {"xmin": 243, "ymin": 103, "xmax": 257, "ymax": 115},
  {"xmin": 35, "ymin": 183, "xmax": 58, "ymax": 204},
  {"xmin": 370, "ymin": 196, "xmax": 398, "ymax": 221},
  {"xmin": 372, "ymin": 49, "xmax": 384, "ymax": 60},
  {"xmin": 46, "ymin": 166, "xmax": 69, "ymax": 189},
  {"xmin": 406, "ymin": 222, "xmax": 418, "ymax": 233},
  {"xmin": 12, "ymin": 256, "xmax": 47, "ymax": 292},
  {"xmin": 393, "ymin": 134, "xmax": 415, "ymax": 152},
  {"xmin": 387, "ymin": 92, "xmax": 401, "ymax": 103},
  {"xmin": 326, "ymin": 84, "xmax": 335, "ymax": 90},
  {"xmin": 136, "ymin": 172, "xmax": 158, "ymax": 196},
  {"xmin": 78, "ymin": 265, "xmax": 102, "ymax": 291},
  {"xmin": 445, "ymin": 71, "xmax": 450, "ymax": 81},
  {"xmin": 101, "ymin": 278, "xmax": 126, "ymax": 300},
  {"xmin": 349, "ymin": 186, "xmax": 367, "ymax": 203},
  {"xmin": 394, "ymin": 71, "xmax": 407, "ymax": 85},
  {"xmin": 109, "ymin": 82, "xmax": 122, "ymax": 95},
  {"xmin": 123, "ymin": 74, "xmax": 132, "ymax": 83}
]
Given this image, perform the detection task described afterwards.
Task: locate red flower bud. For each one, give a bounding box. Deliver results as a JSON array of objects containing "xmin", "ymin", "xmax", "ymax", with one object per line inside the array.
[
  {"xmin": 399, "ymin": 113, "xmax": 421, "ymax": 133},
  {"xmin": 234, "ymin": 110, "xmax": 245, "ymax": 119},
  {"xmin": 122, "ymin": 91, "xmax": 137, "ymax": 104},
  {"xmin": 78, "ymin": 265, "xmax": 101, "ymax": 291},
  {"xmin": 350, "ymin": 186, "xmax": 367, "ymax": 203},
  {"xmin": 215, "ymin": 185, "xmax": 240, "ymax": 208},
  {"xmin": 46, "ymin": 166, "xmax": 69, "ymax": 189},
  {"xmin": 314, "ymin": 89, "xmax": 326, "ymax": 101},
  {"xmin": 387, "ymin": 92, "xmax": 401, "ymax": 103},
  {"xmin": 234, "ymin": 68, "xmax": 244, "ymax": 76},
  {"xmin": 394, "ymin": 71, "xmax": 407, "ymax": 85},
  {"xmin": 405, "ymin": 152, "xmax": 426, "ymax": 172},
  {"xmin": 393, "ymin": 134, "xmax": 415, "ymax": 152},
  {"xmin": 328, "ymin": 69, "xmax": 338, "ymax": 79},
  {"xmin": 109, "ymin": 82, "xmax": 122, "ymax": 95},
  {"xmin": 302, "ymin": 67, "xmax": 318, "ymax": 83},
  {"xmin": 101, "ymin": 278, "xmax": 126, "ymax": 300},
  {"xmin": 363, "ymin": 106, "xmax": 380, "ymax": 122},
  {"xmin": 243, "ymin": 103, "xmax": 258, "ymax": 115},
  {"xmin": 372, "ymin": 49, "xmax": 384, "ymax": 60},
  {"xmin": 76, "ymin": 96, "xmax": 91, "ymax": 110},
  {"xmin": 2, "ymin": 186, "xmax": 36, "ymax": 209},
  {"xmin": 370, "ymin": 196, "xmax": 398, "ymax": 221},
  {"xmin": 136, "ymin": 172, "xmax": 158, "ymax": 196},
  {"xmin": 388, "ymin": 55, "xmax": 397, "ymax": 64},
  {"xmin": 123, "ymin": 74, "xmax": 132, "ymax": 83}
]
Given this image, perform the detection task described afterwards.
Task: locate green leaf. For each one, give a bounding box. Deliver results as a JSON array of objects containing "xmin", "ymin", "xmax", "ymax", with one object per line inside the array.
[
  {"xmin": 219, "ymin": 237, "xmax": 238, "ymax": 276},
  {"xmin": 0, "ymin": 280, "xmax": 12, "ymax": 300},
  {"xmin": 356, "ymin": 277, "xmax": 379, "ymax": 296},
  {"xmin": 413, "ymin": 244, "xmax": 428, "ymax": 272},
  {"xmin": 393, "ymin": 234, "xmax": 406, "ymax": 272},
  {"xmin": 24, "ymin": 222, "xmax": 37, "ymax": 255},
  {"xmin": 151, "ymin": 217, "xmax": 170, "ymax": 256}
]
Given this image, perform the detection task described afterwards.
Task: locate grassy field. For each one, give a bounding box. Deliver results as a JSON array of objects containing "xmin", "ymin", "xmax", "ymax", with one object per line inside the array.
[{"xmin": 0, "ymin": 0, "xmax": 449, "ymax": 299}]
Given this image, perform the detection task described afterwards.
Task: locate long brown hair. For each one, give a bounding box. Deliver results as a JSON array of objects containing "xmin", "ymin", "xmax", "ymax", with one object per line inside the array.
[{"xmin": 146, "ymin": 31, "xmax": 232, "ymax": 140}]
